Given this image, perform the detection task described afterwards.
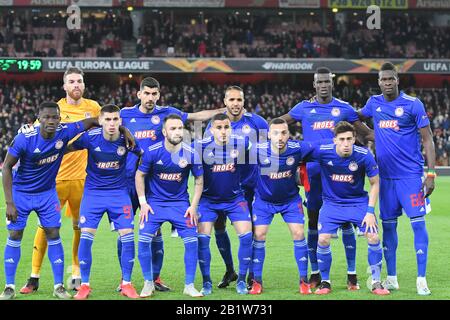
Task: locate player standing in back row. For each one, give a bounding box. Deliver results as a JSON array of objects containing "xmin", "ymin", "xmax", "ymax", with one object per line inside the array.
[
  {"xmin": 358, "ymin": 62, "xmax": 436, "ymax": 295},
  {"xmin": 280, "ymin": 67, "xmax": 373, "ymax": 290},
  {"xmin": 21, "ymin": 67, "xmax": 102, "ymax": 293},
  {"xmin": 120, "ymin": 77, "xmax": 224, "ymax": 292}
]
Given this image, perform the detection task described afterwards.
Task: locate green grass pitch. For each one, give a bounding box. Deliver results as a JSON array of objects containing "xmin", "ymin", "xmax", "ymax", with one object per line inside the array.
[{"xmin": 0, "ymin": 177, "xmax": 449, "ymax": 300}]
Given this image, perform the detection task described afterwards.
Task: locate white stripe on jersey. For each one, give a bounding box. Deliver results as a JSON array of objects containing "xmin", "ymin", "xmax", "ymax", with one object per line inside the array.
[
  {"xmin": 148, "ymin": 141, "xmax": 163, "ymax": 151},
  {"xmin": 182, "ymin": 142, "xmax": 195, "ymax": 154},
  {"xmin": 354, "ymin": 146, "xmax": 368, "ymax": 154},
  {"xmin": 401, "ymin": 93, "xmax": 416, "ymax": 101},
  {"xmin": 334, "ymin": 97, "xmax": 350, "ymax": 105},
  {"xmin": 88, "ymin": 128, "xmax": 102, "ymax": 136},
  {"xmin": 287, "ymin": 142, "xmax": 300, "ymax": 148},
  {"xmin": 320, "ymin": 144, "xmax": 334, "ymax": 150}
]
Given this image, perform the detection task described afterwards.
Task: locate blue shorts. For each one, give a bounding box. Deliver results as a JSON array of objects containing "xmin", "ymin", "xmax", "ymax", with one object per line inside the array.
[
  {"xmin": 252, "ymin": 197, "xmax": 305, "ymax": 226},
  {"xmin": 8, "ymin": 188, "xmax": 61, "ymax": 230},
  {"xmin": 79, "ymin": 191, "xmax": 134, "ymax": 230},
  {"xmin": 198, "ymin": 197, "xmax": 251, "ymax": 223},
  {"xmin": 139, "ymin": 202, "xmax": 197, "ymax": 238},
  {"xmin": 305, "ymin": 163, "xmax": 323, "ymax": 212},
  {"xmin": 318, "ymin": 202, "xmax": 374, "ymax": 234},
  {"xmin": 380, "ymin": 177, "xmax": 430, "ymax": 221}
]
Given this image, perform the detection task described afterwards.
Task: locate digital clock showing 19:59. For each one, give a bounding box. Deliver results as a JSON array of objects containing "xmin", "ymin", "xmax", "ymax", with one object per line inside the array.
[{"xmin": 0, "ymin": 58, "xmax": 43, "ymax": 73}]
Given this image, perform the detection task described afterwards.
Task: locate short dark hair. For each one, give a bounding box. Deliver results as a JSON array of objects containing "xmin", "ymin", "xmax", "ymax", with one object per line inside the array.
[
  {"xmin": 39, "ymin": 101, "xmax": 60, "ymax": 113},
  {"xmin": 225, "ymin": 85, "xmax": 244, "ymax": 96},
  {"xmin": 163, "ymin": 113, "xmax": 183, "ymax": 125},
  {"xmin": 211, "ymin": 113, "xmax": 230, "ymax": 123},
  {"xmin": 63, "ymin": 67, "xmax": 84, "ymax": 82},
  {"xmin": 269, "ymin": 117, "xmax": 287, "ymax": 127},
  {"xmin": 140, "ymin": 77, "xmax": 160, "ymax": 90},
  {"xmin": 380, "ymin": 62, "xmax": 396, "ymax": 72},
  {"xmin": 334, "ymin": 121, "xmax": 356, "ymax": 137},
  {"xmin": 315, "ymin": 67, "xmax": 332, "ymax": 74},
  {"xmin": 101, "ymin": 104, "xmax": 120, "ymax": 114}
]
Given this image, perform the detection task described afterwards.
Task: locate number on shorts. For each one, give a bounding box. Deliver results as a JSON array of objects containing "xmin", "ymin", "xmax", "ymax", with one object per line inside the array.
[
  {"xmin": 123, "ymin": 205, "xmax": 132, "ymax": 219},
  {"xmin": 410, "ymin": 192, "xmax": 425, "ymax": 208}
]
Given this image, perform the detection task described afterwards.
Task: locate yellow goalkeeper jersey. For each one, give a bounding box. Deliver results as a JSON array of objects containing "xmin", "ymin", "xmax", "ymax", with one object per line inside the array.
[{"xmin": 56, "ymin": 97, "xmax": 101, "ymax": 181}]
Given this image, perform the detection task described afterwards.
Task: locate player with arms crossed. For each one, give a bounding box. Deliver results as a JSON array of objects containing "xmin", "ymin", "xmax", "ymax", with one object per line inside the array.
[
  {"xmin": 135, "ymin": 114, "xmax": 204, "ymax": 298},
  {"xmin": 280, "ymin": 67, "xmax": 372, "ymax": 290},
  {"xmin": 359, "ymin": 62, "xmax": 436, "ymax": 295},
  {"xmin": 1, "ymin": 102, "xmax": 102, "ymax": 300},
  {"xmin": 204, "ymin": 86, "xmax": 268, "ymax": 289},
  {"xmin": 195, "ymin": 113, "xmax": 253, "ymax": 295},
  {"xmin": 61, "ymin": 105, "xmax": 141, "ymax": 300},
  {"xmin": 21, "ymin": 67, "xmax": 102, "ymax": 293},
  {"xmin": 307, "ymin": 122, "xmax": 389, "ymax": 296},
  {"xmin": 249, "ymin": 118, "xmax": 314, "ymax": 295},
  {"xmin": 120, "ymin": 77, "xmax": 224, "ymax": 292}
]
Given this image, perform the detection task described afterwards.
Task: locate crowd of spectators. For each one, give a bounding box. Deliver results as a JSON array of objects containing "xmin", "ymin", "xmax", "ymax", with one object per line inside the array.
[
  {"xmin": 136, "ymin": 12, "xmax": 450, "ymax": 59},
  {"xmin": 2, "ymin": 9, "xmax": 448, "ymax": 59},
  {"xmin": 0, "ymin": 10, "xmax": 132, "ymax": 58},
  {"xmin": 1, "ymin": 81, "xmax": 448, "ymax": 165}
]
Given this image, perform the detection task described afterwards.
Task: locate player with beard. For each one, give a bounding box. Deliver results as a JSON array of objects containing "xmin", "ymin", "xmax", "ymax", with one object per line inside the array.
[{"xmin": 21, "ymin": 67, "xmax": 102, "ymax": 294}]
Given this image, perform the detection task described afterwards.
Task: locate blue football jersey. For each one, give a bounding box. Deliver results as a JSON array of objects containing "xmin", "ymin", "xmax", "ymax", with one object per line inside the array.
[
  {"xmin": 195, "ymin": 135, "xmax": 249, "ymax": 202},
  {"xmin": 256, "ymin": 140, "xmax": 314, "ymax": 204},
  {"xmin": 360, "ymin": 92, "xmax": 430, "ymax": 179},
  {"xmin": 138, "ymin": 142, "xmax": 203, "ymax": 204},
  {"xmin": 288, "ymin": 97, "xmax": 359, "ymax": 142},
  {"xmin": 309, "ymin": 144, "xmax": 379, "ymax": 205},
  {"xmin": 8, "ymin": 122, "xmax": 85, "ymax": 193},
  {"xmin": 120, "ymin": 104, "xmax": 188, "ymax": 180},
  {"xmin": 72, "ymin": 128, "xmax": 142, "ymax": 191},
  {"xmin": 205, "ymin": 112, "xmax": 268, "ymax": 188}
]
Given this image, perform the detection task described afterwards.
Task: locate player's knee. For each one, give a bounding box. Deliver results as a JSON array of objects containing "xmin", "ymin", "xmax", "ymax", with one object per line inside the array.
[
  {"xmin": 118, "ymin": 229, "xmax": 134, "ymax": 237},
  {"xmin": 156, "ymin": 228, "xmax": 162, "ymax": 236},
  {"xmin": 318, "ymin": 234, "xmax": 331, "ymax": 246},
  {"xmin": 290, "ymin": 227, "xmax": 305, "ymax": 240},
  {"xmin": 43, "ymin": 227, "xmax": 60, "ymax": 240},
  {"xmin": 366, "ymin": 232, "xmax": 379, "ymax": 244},
  {"xmin": 73, "ymin": 223, "xmax": 80, "ymax": 231},
  {"xmin": 253, "ymin": 229, "xmax": 267, "ymax": 241},
  {"xmin": 8, "ymin": 229, "xmax": 24, "ymax": 241}
]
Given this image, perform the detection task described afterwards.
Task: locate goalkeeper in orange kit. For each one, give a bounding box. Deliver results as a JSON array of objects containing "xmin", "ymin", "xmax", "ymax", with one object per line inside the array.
[{"xmin": 20, "ymin": 67, "xmax": 101, "ymax": 293}]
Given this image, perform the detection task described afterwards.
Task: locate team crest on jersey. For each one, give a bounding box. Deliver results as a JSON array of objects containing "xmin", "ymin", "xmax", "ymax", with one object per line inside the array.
[
  {"xmin": 55, "ymin": 140, "xmax": 64, "ymax": 150},
  {"xmin": 348, "ymin": 161, "xmax": 358, "ymax": 172},
  {"xmin": 230, "ymin": 149, "xmax": 239, "ymax": 159},
  {"xmin": 139, "ymin": 223, "xmax": 144, "ymax": 230},
  {"xmin": 178, "ymin": 158, "xmax": 188, "ymax": 168},
  {"xmin": 317, "ymin": 223, "xmax": 322, "ymax": 231},
  {"xmin": 252, "ymin": 214, "xmax": 257, "ymax": 222},
  {"xmin": 395, "ymin": 107, "xmax": 404, "ymax": 117},
  {"xmin": 286, "ymin": 156, "xmax": 295, "ymax": 166},
  {"xmin": 117, "ymin": 146, "xmax": 126, "ymax": 156},
  {"xmin": 331, "ymin": 108, "xmax": 340, "ymax": 117},
  {"xmin": 85, "ymin": 112, "xmax": 91, "ymax": 118},
  {"xmin": 151, "ymin": 115, "xmax": 160, "ymax": 125},
  {"xmin": 80, "ymin": 216, "xmax": 86, "ymax": 224},
  {"xmin": 242, "ymin": 124, "xmax": 251, "ymax": 134}
]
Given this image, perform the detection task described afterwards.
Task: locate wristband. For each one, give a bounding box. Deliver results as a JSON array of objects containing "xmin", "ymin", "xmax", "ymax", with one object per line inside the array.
[
  {"xmin": 367, "ymin": 206, "xmax": 375, "ymax": 214},
  {"xmin": 427, "ymin": 170, "xmax": 436, "ymax": 178},
  {"xmin": 138, "ymin": 196, "xmax": 147, "ymax": 206}
]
